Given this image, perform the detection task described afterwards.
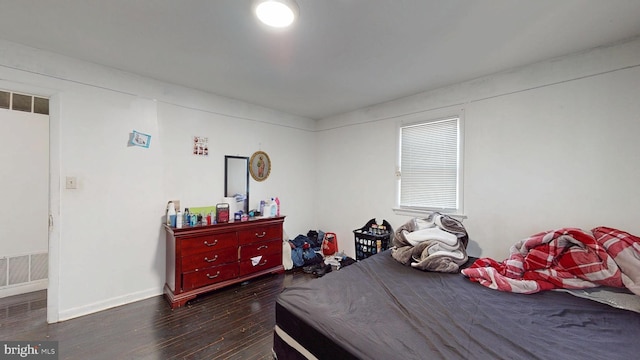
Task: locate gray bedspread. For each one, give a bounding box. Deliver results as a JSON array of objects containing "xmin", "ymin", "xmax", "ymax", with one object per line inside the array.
[{"xmin": 275, "ymin": 250, "xmax": 640, "ymax": 360}]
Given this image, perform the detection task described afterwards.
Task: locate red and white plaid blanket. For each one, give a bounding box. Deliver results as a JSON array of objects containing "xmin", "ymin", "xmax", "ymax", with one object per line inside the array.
[{"xmin": 461, "ymin": 227, "xmax": 640, "ymax": 295}]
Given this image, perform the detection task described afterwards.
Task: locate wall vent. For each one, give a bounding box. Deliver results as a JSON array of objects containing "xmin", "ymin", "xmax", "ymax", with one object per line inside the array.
[
  {"xmin": 31, "ymin": 253, "xmax": 48, "ymax": 281},
  {"xmin": 0, "ymin": 258, "xmax": 6, "ymax": 287},
  {"xmin": 0, "ymin": 253, "xmax": 48, "ymax": 288}
]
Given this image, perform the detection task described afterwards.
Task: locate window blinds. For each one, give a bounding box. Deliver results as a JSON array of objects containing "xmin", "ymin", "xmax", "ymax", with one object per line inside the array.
[{"xmin": 400, "ymin": 118, "xmax": 459, "ymax": 211}]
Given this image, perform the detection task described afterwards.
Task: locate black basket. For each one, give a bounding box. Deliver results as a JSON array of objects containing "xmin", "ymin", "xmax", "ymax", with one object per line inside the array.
[{"xmin": 353, "ymin": 218, "xmax": 393, "ymax": 261}]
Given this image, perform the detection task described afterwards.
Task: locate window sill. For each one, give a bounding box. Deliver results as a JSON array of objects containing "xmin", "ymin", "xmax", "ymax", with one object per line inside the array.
[{"xmin": 392, "ymin": 207, "xmax": 467, "ymax": 222}]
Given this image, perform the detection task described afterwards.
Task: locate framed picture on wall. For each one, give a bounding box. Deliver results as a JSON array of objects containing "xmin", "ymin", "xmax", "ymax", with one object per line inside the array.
[
  {"xmin": 130, "ymin": 130, "xmax": 151, "ymax": 148},
  {"xmin": 249, "ymin": 150, "xmax": 271, "ymax": 182},
  {"xmin": 193, "ymin": 136, "xmax": 209, "ymax": 156}
]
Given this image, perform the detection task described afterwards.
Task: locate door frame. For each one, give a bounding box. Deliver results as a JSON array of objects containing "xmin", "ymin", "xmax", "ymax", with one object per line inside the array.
[{"xmin": 47, "ymin": 94, "xmax": 60, "ymax": 323}]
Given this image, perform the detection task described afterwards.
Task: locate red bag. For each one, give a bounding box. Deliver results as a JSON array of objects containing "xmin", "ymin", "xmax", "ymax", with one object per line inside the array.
[{"xmin": 322, "ymin": 233, "xmax": 338, "ymax": 256}]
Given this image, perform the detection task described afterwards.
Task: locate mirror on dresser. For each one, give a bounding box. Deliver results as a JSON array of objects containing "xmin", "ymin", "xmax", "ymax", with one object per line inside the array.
[{"xmin": 224, "ymin": 155, "xmax": 249, "ymax": 214}]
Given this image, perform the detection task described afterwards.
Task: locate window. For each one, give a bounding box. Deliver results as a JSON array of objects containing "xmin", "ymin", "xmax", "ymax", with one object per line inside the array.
[{"xmin": 398, "ymin": 117, "xmax": 462, "ymax": 213}]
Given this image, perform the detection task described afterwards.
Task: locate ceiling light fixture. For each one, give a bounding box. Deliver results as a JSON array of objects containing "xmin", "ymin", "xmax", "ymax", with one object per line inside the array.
[{"xmin": 254, "ymin": 0, "xmax": 299, "ymax": 28}]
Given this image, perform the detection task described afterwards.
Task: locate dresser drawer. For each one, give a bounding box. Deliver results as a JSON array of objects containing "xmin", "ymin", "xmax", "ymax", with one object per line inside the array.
[
  {"xmin": 180, "ymin": 232, "xmax": 237, "ymax": 255},
  {"xmin": 240, "ymin": 239, "xmax": 281, "ymax": 258},
  {"xmin": 182, "ymin": 263, "xmax": 239, "ymax": 291},
  {"xmin": 238, "ymin": 224, "xmax": 282, "ymax": 245},
  {"xmin": 239, "ymin": 252, "xmax": 282, "ymax": 276},
  {"xmin": 181, "ymin": 247, "xmax": 238, "ymax": 272}
]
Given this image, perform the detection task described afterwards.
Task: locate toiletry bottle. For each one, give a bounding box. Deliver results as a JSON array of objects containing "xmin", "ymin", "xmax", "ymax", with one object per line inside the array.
[
  {"xmin": 167, "ymin": 202, "xmax": 176, "ymax": 227},
  {"xmin": 176, "ymin": 210, "xmax": 183, "ymax": 228},
  {"xmin": 184, "ymin": 208, "xmax": 190, "ymax": 226},
  {"xmin": 270, "ymin": 198, "xmax": 277, "ymax": 217},
  {"xmin": 166, "ymin": 202, "xmax": 173, "ymax": 225},
  {"xmin": 275, "ymin": 197, "xmax": 280, "ymax": 216}
]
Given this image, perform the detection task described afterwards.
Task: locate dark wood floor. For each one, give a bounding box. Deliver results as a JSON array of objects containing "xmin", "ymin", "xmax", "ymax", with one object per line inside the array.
[{"xmin": 0, "ymin": 270, "xmax": 312, "ymax": 360}]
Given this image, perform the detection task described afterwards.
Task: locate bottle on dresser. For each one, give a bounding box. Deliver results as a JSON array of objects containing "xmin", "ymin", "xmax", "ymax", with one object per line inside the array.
[
  {"xmin": 183, "ymin": 208, "xmax": 190, "ymax": 227},
  {"xmin": 176, "ymin": 209, "xmax": 183, "ymax": 228},
  {"xmin": 167, "ymin": 202, "xmax": 177, "ymax": 227}
]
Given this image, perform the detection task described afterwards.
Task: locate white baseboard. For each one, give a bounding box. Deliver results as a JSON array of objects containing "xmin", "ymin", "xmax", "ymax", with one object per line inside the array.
[
  {"xmin": 0, "ymin": 279, "xmax": 48, "ymax": 299},
  {"xmin": 57, "ymin": 286, "xmax": 163, "ymax": 322}
]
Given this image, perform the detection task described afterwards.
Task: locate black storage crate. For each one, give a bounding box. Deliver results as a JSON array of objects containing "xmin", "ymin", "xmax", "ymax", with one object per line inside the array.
[{"xmin": 353, "ymin": 218, "xmax": 393, "ymax": 261}]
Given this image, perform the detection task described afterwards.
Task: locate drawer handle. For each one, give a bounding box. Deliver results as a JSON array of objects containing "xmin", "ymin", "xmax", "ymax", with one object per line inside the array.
[
  {"xmin": 257, "ymin": 260, "xmax": 268, "ymax": 266},
  {"xmin": 204, "ymin": 239, "xmax": 219, "ymax": 247},
  {"xmin": 206, "ymin": 271, "xmax": 221, "ymax": 279},
  {"xmin": 204, "ymin": 255, "xmax": 219, "ymax": 263},
  {"xmin": 255, "ymin": 231, "xmax": 266, "ymax": 238},
  {"xmin": 257, "ymin": 245, "xmax": 268, "ymax": 250}
]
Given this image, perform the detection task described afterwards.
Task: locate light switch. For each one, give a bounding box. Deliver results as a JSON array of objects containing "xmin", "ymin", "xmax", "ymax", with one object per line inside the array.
[{"xmin": 66, "ymin": 176, "xmax": 77, "ymax": 189}]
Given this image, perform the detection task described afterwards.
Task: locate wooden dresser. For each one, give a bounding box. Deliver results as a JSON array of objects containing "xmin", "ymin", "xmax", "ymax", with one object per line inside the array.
[{"xmin": 164, "ymin": 216, "xmax": 285, "ymax": 308}]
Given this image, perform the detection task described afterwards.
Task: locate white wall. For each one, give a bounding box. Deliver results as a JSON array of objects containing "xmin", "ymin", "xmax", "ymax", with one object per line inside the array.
[
  {"xmin": 55, "ymin": 90, "xmax": 164, "ymax": 318},
  {"xmin": 0, "ymin": 39, "xmax": 316, "ymax": 321},
  {"xmin": 463, "ymin": 67, "xmax": 640, "ymax": 258},
  {"xmin": 0, "ymin": 108, "xmax": 48, "ymax": 256},
  {"xmin": 316, "ymin": 36, "xmax": 640, "ymax": 260},
  {"xmin": 157, "ymin": 101, "xmax": 316, "ymax": 235}
]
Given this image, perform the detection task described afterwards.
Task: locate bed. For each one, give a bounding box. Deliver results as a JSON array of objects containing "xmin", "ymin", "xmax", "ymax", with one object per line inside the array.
[{"xmin": 273, "ymin": 249, "xmax": 640, "ymax": 360}]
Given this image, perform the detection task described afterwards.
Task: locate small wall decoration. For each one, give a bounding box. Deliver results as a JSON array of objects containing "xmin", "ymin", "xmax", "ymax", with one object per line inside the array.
[
  {"xmin": 193, "ymin": 136, "xmax": 209, "ymax": 156},
  {"xmin": 250, "ymin": 150, "xmax": 271, "ymax": 182},
  {"xmin": 129, "ymin": 130, "xmax": 151, "ymax": 148}
]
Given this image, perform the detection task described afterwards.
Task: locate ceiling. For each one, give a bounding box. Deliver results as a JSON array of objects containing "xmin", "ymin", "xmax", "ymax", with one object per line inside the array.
[{"xmin": 1, "ymin": 0, "xmax": 640, "ymax": 120}]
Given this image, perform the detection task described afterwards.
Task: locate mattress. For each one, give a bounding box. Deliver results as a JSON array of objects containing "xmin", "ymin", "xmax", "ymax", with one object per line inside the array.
[{"xmin": 274, "ymin": 250, "xmax": 640, "ymax": 360}]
